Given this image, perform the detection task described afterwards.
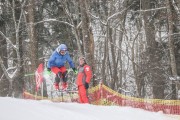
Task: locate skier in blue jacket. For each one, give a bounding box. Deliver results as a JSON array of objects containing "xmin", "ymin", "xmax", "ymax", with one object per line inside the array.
[{"xmin": 47, "ymin": 44, "xmax": 77, "ymax": 90}]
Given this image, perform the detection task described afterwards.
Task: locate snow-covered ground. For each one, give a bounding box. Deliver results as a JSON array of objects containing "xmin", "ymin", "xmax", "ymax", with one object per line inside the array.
[{"xmin": 0, "ymin": 97, "xmax": 177, "ymax": 120}]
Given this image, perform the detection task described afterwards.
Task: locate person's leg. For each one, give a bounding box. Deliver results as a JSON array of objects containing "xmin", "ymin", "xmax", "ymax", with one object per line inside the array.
[
  {"xmin": 59, "ymin": 67, "xmax": 68, "ymax": 89},
  {"xmin": 62, "ymin": 71, "xmax": 68, "ymax": 82},
  {"xmin": 51, "ymin": 67, "xmax": 61, "ymax": 90},
  {"xmin": 79, "ymin": 85, "xmax": 89, "ymax": 103},
  {"xmin": 54, "ymin": 72, "xmax": 61, "ymax": 89},
  {"xmin": 59, "ymin": 66, "xmax": 67, "ymax": 82},
  {"xmin": 78, "ymin": 86, "xmax": 83, "ymax": 103}
]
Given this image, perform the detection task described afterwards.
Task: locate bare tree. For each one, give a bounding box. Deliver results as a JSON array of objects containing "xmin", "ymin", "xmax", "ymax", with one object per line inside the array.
[
  {"xmin": 0, "ymin": 2, "xmax": 8, "ymax": 96},
  {"xmin": 166, "ymin": 0, "xmax": 178, "ymax": 99},
  {"xmin": 25, "ymin": 0, "xmax": 38, "ymax": 94},
  {"xmin": 0, "ymin": 0, "xmax": 26, "ymax": 97},
  {"xmin": 142, "ymin": 0, "xmax": 166, "ymax": 99},
  {"xmin": 79, "ymin": 0, "xmax": 95, "ymax": 84}
]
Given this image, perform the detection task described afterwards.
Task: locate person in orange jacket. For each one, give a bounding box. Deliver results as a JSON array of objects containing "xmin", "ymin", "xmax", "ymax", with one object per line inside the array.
[{"xmin": 76, "ymin": 56, "xmax": 92, "ymax": 103}]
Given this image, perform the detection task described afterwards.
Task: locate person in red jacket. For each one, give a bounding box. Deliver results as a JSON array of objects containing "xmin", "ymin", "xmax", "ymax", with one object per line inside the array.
[{"xmin": 76, "ymin": 56, "xmax": 92, "ymax": 103}]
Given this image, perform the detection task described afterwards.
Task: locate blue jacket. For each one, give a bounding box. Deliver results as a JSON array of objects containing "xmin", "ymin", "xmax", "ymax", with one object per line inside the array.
[{"xmin": 47, "ymin": 50, "xmax": 75, "ymax": 69}]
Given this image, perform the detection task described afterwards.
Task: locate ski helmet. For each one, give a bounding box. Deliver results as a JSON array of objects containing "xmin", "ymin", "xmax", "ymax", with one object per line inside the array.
[{"xmin": 56, "ymin": 44, "xmax": 67, "ymax": 53}]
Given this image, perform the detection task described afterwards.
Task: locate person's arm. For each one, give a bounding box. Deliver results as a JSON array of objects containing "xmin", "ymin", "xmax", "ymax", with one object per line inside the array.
[
  {"xmin": 47, "ymin": 52, "xmax": 56, "ymax": 68},
  {"xmin": 84, "ymin": 65, "xmax": 92, "ymax": 83},
  {"xmin": 66, "ymin": 53, "xmax": 75, "ymax": 68}
]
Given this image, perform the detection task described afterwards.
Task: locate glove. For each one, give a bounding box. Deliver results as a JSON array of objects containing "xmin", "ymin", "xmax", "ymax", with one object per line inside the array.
[
  {"xmin": 44, "ymin": 68, "xmax": 51, "ymax": 75},
  {"xmin": 84, "ymin": 82, "xmax": 89, "ymax": 89},
  {"xmin": 72, "ymin": 68, "xmax": 78, "ymax": 74},
  {"xmin": 47, "ymin": 68, "xmax": 51, "ymax": 71}
]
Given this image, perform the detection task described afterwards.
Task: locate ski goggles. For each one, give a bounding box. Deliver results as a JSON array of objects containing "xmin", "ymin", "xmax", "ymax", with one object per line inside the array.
[{"xmin": 60, "ymin": 50, "xmax": 67, "ymax": 55}]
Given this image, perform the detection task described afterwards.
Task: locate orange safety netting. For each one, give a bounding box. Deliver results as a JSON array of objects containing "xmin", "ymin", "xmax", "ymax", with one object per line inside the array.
[
  {"xmin": 23, "ymin": 84, "xmax": 180, "ymax": 115},
  {"xmin": 88, "ymin": 84, "xmax": 180, "ymax": 115}
]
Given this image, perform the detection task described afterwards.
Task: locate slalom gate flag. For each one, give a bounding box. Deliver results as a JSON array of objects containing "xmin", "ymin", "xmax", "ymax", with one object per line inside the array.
[{"xmin": 35, "ymin": 63, "xmax": 44, "ymax": 91}]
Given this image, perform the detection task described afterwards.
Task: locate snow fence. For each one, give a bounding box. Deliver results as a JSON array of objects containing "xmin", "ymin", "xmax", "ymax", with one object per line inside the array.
[{"xmin": 23, "ymin": 83, "xmax": 180, "ymax": 115}]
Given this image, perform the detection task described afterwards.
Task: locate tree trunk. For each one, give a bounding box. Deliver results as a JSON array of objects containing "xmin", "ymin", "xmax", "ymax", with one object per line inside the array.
[
  {"xmin": 27, "ymin": 0, "xmax": 38, "ymax": 93},
  {"xmin": 10, "ymin": 0, "xmax": 24, "ymax": 98},
  {"xmin": 142, "ymin": 0, "xmax": 165, "ymax": 99},
  {"xmin": 109, "ymin": 28, "xmax": 118, "ymax": 90},
  {"xmin": 79, "ymin": 0, "xmax": 95, "ymax": 85},
  {"xmin": 166, "ymin": 0, "xmax": 177, "ymax": 99},
  {"xmin": 0, "ymin": 13, "xmax": 8, "ymax": 96}
]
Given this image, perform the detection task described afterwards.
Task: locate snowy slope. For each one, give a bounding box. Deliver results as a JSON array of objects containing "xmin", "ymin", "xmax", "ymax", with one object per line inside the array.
[{"xmin": 0, "ymin": 97, "xmax": 176, "ymax": 120}]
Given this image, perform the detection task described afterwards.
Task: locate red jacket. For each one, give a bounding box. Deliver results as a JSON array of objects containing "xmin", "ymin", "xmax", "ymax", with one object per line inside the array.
[{"xmin": 76, "ymin": 64, "xmax": 92, "ymax": 86}]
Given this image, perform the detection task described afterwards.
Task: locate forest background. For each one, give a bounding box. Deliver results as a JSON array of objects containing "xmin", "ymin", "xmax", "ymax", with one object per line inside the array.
[{"xmin": 0, "ymin": 0, "xmax": 180, "ymax": 100}]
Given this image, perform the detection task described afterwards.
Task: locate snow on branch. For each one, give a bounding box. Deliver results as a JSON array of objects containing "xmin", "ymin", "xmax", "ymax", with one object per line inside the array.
[
  {"xmin": 0, "ymin": 55, "xmax": 20, "ymax": 82},
  {"xmin": 172, "ymin": 0, "xmax": 180, "ymax": 14},
  {"xmin": 106, "ymin": 3, "xmax": 133, "ymax": 23},
  {"xmin": 107, "ymin": 7, "xmax": 129, "ymax": 22},
  {"xmin": 89, "ymin": 2, "xmax": 133, "ymax": 25},
  {"xmin": 0, "ymin": 31, "xmax": 17, "ymax": 50},
  {"xmin": 172, "ymin": 0, "xmax": 180, "ymax": 20},
  {"xmin": 34, "ymin": 19, "xmax": 74, "ymax": 28},
  {"xmin": 131, "ymin": 7, "xmax": 167, "ymax": 13},
  {"xmin": 0, "ymin": 57, "xmax": 12, "ymax": 81},
  {"xmin": 89, "ymin": 13, "xmax": 106, "ymax": 25},
  {"xmin": 169, "ymin": 76, "xmax": 180, "ymax": 81},
  {"xmin": 0, "ymin": 73, "xmax": 4, "ymax": 82}
]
